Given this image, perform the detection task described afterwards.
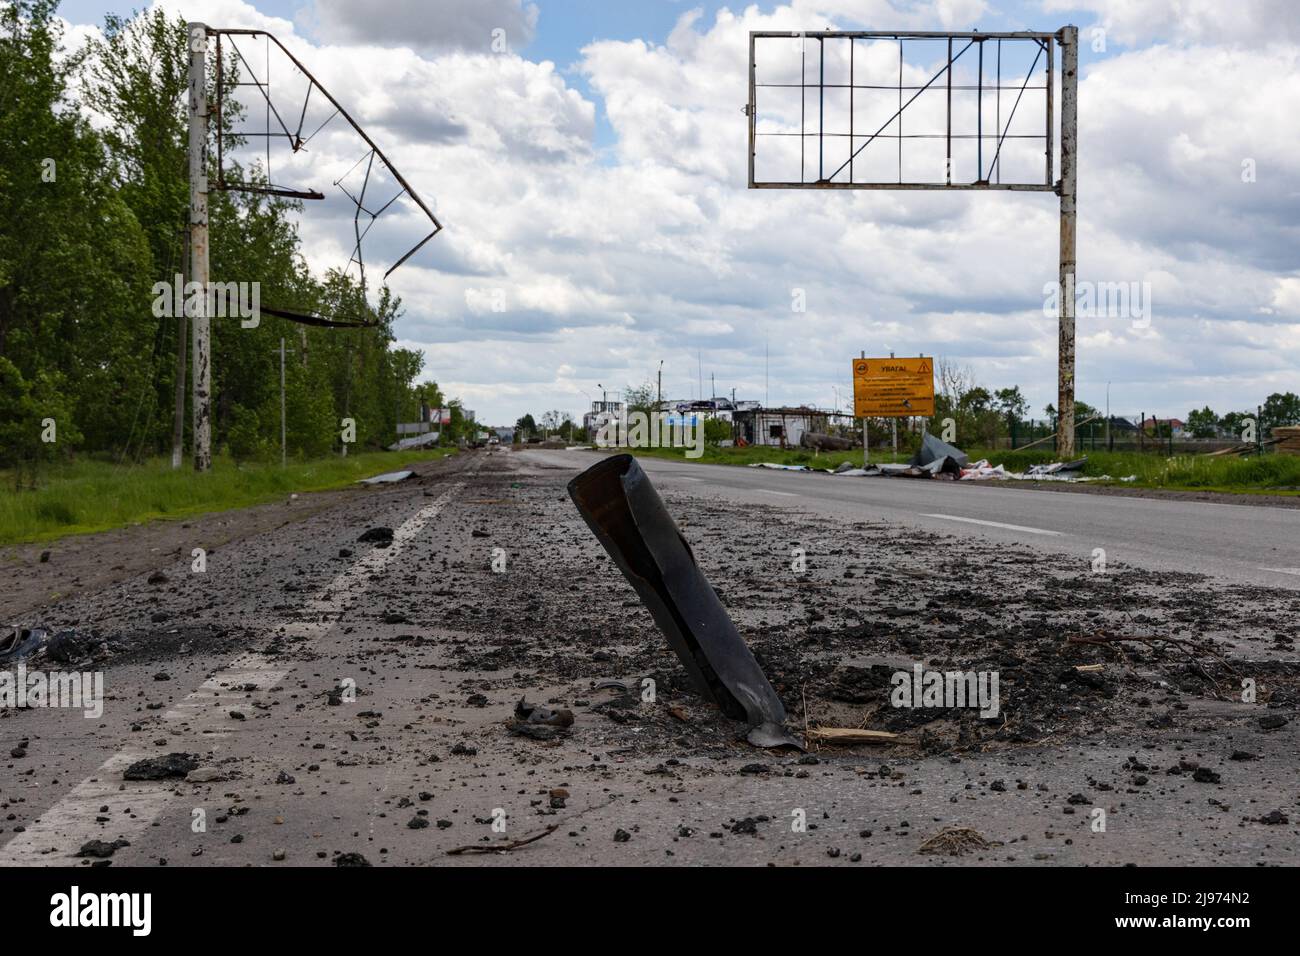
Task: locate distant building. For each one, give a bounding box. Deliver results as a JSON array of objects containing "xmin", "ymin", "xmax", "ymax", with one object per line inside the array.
[
  {"xmin": 669, "ymin": 397, "xmax": 736, "ymax": 422},
  {"xmin": 732, "ymin": 406, "xmax": 829, "ymax": 448},
  {"xmin": 583, "ymin": 400, "xmax": 624, "ymax": 439},
  {"xmin": 1142, "ymin": 417, "xmax": 1185, "ymax": 436}
]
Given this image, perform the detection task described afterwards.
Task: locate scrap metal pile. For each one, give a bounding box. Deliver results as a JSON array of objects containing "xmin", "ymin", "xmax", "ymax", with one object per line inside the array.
[{"xmin": 751, "ymin": 434, "xmax": 1135, "ymax": 483}]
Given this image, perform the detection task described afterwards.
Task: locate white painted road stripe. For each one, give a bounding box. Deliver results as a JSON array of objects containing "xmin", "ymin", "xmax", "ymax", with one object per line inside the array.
[
  {"xmin": 0, "ymin": 481, "xmax": 465, "ymax": 867},
  {"xmin": 920, "ymin": 513, "xmax": 1064, "ymax": 536},
  {"xmin": 1260, "ymin": 567, "xmax": 1300, "ymax": 576},
  {"xmin": 757, "ymin": 489, "xmax": 799, "ymax": 497}
]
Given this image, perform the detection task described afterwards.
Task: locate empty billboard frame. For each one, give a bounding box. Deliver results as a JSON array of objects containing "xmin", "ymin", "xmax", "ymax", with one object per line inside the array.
[
  {"xmin": 746, "ymin": 27, "xmax": 1080, "ymax": 457},
  {"xmin": 747, "ymin": 30, "xmax": 1059, "ymax": 190}
]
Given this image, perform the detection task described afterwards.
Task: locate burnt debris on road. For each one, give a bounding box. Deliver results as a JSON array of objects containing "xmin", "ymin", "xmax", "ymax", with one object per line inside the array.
[{"xmin": 1, "ymin": 447, "xmax": 1297, "ymax": 869}]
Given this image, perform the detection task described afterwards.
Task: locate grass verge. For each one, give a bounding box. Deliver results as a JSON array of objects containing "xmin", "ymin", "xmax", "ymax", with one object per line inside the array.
[
  {"xmin": 0, "ymin": 449, "xmax": 455, "ymax": 546},
  {"xmin": 623, "ymin": 444, "xmax": 1300, "ymax": 495}
]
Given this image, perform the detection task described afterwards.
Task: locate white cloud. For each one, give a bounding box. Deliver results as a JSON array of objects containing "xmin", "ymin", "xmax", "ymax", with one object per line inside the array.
[
  {"xmin": 74, "ymin": 0, "xmax": 1300, "ymax": 425},
  {"xmin": 309, "ymin": 0, "xmax": 539, "ymax": 55},
  {"xmin": 1042, "ymin": 0, "xmax": 1300, "ymax": 47}
]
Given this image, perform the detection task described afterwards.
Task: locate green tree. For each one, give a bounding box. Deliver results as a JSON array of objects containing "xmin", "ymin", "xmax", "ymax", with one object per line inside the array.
[
  {"xmin": 0, "ymin": 0, "xmax": 152, "ymax": 458},
  {"xmin": 994, "ymin": 386, "xmax": 1028, "ymax": 431},
  {"xmin": 1219, "ymin": 410, "xmax": 1253, "ymax": 442},
  {"xmin": 704, "ymin": 417, "xmax": 732, "ymax": 444},
  {"xmin": 1186, "ymin": 406, "xmax": 1218, "ymax": 438},
  {"xmin": 0, "ymin": 2, "xmax": 435, "ymax": 469},
  {"xmin": 1261, "ymin": 392, "xmax": 1300, "ymax": 437},
  {"xmin": 0, "ymin": 357, "xmax": 80, "ymax": 487},
  {"xmin": 622, "ymin": 382, "xmax": 657, "ymax": 417}
]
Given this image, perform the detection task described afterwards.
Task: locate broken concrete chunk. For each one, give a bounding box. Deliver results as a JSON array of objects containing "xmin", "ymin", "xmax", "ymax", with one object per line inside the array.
[
  {"xmin": 77, "ymin": 838, "xmax": 130, "ymax": 858},
  {"xmin": 185, "ymin": 767, "xmax": 227, "ymax": 784}
]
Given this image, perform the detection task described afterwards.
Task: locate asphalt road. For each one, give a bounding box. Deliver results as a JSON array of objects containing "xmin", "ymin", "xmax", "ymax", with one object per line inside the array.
[
  {"xmin": 523, "ymin": 450, "xmax": 1300, "ymax": 591},
  {"xmin": 1, "ymin": 447, "xmax": 1296, "ymax": 868}
]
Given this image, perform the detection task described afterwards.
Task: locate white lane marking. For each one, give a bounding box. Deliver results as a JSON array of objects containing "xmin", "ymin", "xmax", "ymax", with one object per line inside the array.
[
  {"xmin": 757, "ymin": 489, "xmax": 799, "ymax": 497},
  {"xmin": 0, "ymin": 752, "xmax": 175, "ymax": 866},
  {"xmin": 675, "ymin": 476, "xmax": 703, "ymax": 482},
  {"xmin": 920, "ymin": 513, "xmax": 1063, "ymax": 536},
  {"xmin": 163, "ymin": 653, "xmax": 289, "ymax": 734},
  {"xmin": 1260, "ymin": 567, "xmax": 1300, "ymax": 576},
  {"xmin": 303, "ymin": 485, "xmax": 461, "ymax": 613},
  {"xmin": 0, "ymin": 482, "xmax": 464, "ymax": 867}
]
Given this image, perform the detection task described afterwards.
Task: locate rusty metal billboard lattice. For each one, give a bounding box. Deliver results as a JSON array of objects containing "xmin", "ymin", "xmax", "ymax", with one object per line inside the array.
[{"xmin": 747, "ymin": 31, "xmax": 1057, "ymax": 191}]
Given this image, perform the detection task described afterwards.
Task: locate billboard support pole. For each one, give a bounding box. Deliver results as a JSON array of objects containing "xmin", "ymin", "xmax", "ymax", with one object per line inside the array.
[
  {"xmin": 861, "ymin": 351, "xmax": 868, "ymax": 466},
  {"xmin": 1056, "ymin": 25, "xmax": 1078, "ymax": 459},
  {"xmin": 187, "ymin": 22, "xmax": 212, "ymax": 472}
]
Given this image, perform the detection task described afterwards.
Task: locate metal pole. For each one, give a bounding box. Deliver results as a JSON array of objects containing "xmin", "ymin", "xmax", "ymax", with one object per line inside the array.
[
  {"xmin": 890, "ymin": 351, "xmax": 897, "ymax": 457},
  {"xmin": 1055, "ymin": 25, "xmax": 1078, "ymax": 459},
  {"xmin": 945, "ymin": 36, "xmax": 953, "ymax": 184},
  {"xmin": 747, "ymin": 33, "xmax": 756, "ymax": 186},
  {"xmin": 170, "ymin": 229, "xmax": 189, "ymax": 469},
  {"xmin": 977, "ymin": 39, "xmax": 983, "ymax": 178},
  {"xmin": 188, "ymin": 22, "xmax": 212, "ymax": 472},
  {"xmin": 861, "ymin": 350, "xmax": 868, "ymax": 466},
  {"xmin": 818, "ymin": 37, "xmax": 824, "ymax": 181}
]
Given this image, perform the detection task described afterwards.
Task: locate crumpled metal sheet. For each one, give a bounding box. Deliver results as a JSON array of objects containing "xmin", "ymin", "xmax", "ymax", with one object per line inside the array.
[
  {"xmin": 0, "ymin": 626, "xmax": 47, "ymax": 663},
  {"xmin": 911, "ymin": 432, "xmax": 969, "ymax": 469},
  {"xmin": 358, "ymin": 470, "xmax": 416, "ymax": 484},
  {"xmin": 568, "ymin": 455, "xmax": 800, "ymax": 749}
]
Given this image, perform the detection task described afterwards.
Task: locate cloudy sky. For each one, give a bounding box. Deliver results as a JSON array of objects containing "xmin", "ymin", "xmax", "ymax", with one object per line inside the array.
[{"xmin": 60, "ymin": 0, "xmax": 1300, "ymax": 426}]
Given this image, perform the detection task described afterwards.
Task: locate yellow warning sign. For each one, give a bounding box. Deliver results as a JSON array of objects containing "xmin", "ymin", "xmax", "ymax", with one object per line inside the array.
[{"xmin": 852, "ymin": 357, "xmax": 935, "ymax": 417}]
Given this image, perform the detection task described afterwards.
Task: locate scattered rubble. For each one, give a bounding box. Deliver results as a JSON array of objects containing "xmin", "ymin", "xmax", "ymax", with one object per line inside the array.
[
  {"xmin": 357, "ymin": 527, "xmax": 395, "ymax": 548},
  {"xmin": 918, "ymin": 826, "xmax": 1002, "ymax": 856},
  {"xmin": 508, "ymin": 698, "xmax": 575, "ymax": 740},
  {"xmin": 77, "ymin": 838, "xmax": 130, "ymax": 859},
  {"xmin": 123, "ymin": 753, "xmax": 200, "ymax": 781}
]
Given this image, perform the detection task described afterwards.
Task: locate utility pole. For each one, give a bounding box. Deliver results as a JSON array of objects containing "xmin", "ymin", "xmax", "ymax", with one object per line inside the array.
[
  {"xmin": 861, "ymin": 350, "xmax": 868, "ymax": 467},
  {"xmin": 187, "ymin": 22, "xmax": 212, "ymax": 471},
  {"xmin": 170, "ymin": 229, "xmax": 189, "ymax": 469},
  {"xmin": 272, "ymin": 337, "xmax": 295, "ymax": 466},
  {"xmin": 657, "ymin": 360, "xmax": 663, "ymax": 412},
  {"xmin": 1055, "ymin": 25, "xmax": 1078, "ymax": 459},
  {"xmin": 890, "ymin": 350, "xmax": 897, "ymax": 458}
]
